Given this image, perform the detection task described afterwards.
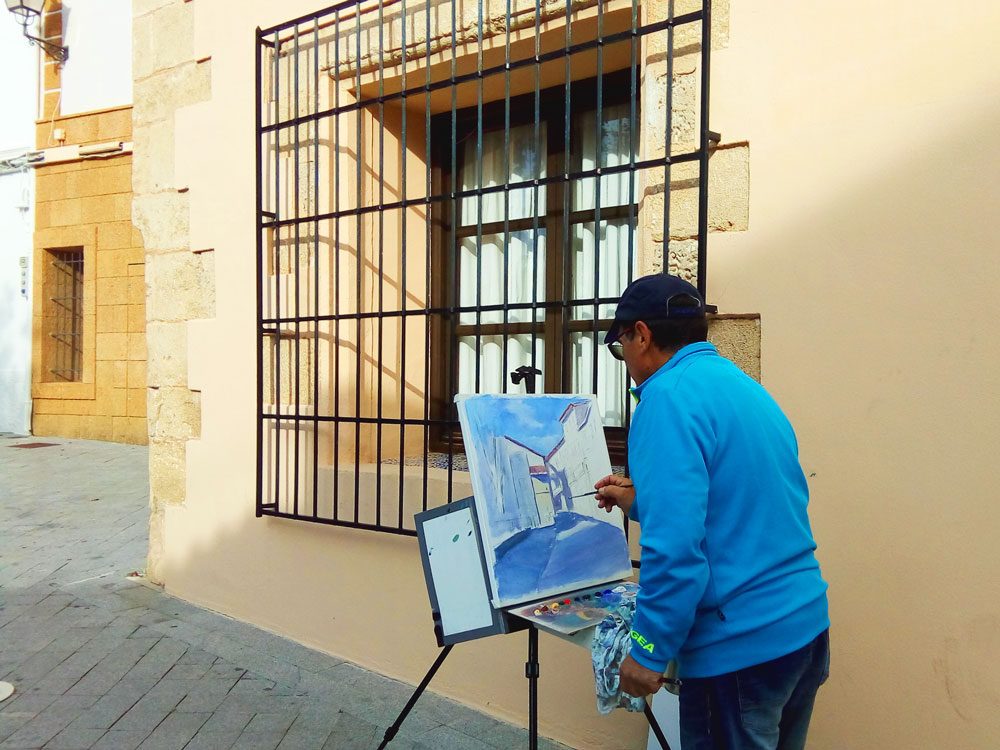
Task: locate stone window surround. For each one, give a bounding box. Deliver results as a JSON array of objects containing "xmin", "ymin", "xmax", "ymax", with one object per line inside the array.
[{"xmin": 32, "ymin": 225, "xmax": 97, "ymax": 402}]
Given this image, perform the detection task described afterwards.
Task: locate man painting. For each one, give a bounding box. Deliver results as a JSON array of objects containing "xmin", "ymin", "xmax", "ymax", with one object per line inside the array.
[{"xmin": 595, "ymin": 274, "xmax": 830, "ymax": 750}]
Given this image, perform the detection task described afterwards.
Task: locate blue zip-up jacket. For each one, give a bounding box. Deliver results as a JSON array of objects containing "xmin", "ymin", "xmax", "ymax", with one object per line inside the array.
[{"xmin": 626, "ymin": 342, "xmax": 828, "ymax": 678}]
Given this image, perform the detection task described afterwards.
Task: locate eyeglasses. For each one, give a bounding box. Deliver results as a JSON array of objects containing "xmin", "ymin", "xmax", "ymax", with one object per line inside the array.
[{"xmin": 607, "ymin": 328, "xmax": 632, "ymax": 362}]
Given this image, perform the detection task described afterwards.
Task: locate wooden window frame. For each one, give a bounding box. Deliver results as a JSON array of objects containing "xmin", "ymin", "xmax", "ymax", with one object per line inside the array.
[{"xmin": 428, "ymin": 69, "xmax": 638, "ymax": 463}]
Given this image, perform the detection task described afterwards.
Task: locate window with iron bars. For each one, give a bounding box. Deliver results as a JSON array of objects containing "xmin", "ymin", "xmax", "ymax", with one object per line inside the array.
[
  {"xmin": 255, "ymin": 0, "xmax": 714, "ymax": 548},
  {"xmin": 44, "ymin": 248, "xmax": 85, "ymax": 383},
  {"xmin": 429, "ymin": 69, "xmax": 639, "ymax": 458}
]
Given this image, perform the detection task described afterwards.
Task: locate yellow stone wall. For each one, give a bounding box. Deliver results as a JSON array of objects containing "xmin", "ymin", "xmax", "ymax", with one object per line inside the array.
[{"xmin": 30, "ymin": 15, "xmax": 148, "ymax": 445}]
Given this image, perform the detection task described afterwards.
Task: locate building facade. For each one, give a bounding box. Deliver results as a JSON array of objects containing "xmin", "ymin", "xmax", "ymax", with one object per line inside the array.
[
  {"xmin": 136, "ymin": 1, "xmax": 1000, "ymax": 749},
  {"xmin": 0, "ymin": 15, "xmax": 38, "ymax": 436},
  {"xmin": 12, "ymin": 0, "xmax": 148, "ymax": 445}
]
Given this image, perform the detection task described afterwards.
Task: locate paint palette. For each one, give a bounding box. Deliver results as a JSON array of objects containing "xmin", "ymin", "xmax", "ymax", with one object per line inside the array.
[{"xmin": 507, "ymin": 581, "xmax": 638, "ymax": 635}]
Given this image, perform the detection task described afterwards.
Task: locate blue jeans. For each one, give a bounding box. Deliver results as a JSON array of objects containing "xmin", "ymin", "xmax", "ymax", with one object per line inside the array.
[{"xmin": 678, "ymin": 629, "xmax": 830, "ymax": 750}]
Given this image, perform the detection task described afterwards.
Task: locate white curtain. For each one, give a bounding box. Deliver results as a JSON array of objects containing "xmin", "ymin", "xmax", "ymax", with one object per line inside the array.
[
  {"xmin": 455, "ymin": 108, "xmax": 634, "ymax": 425},
  {"xmin": 572, "ymin": 103, "xmax": 639, "ymax": 213},
  {"xmin": 459, "ymin": 123, "xmax": 547, "ymax": 327},
  {"xmin": 461, "ymin": 123, "xmax": 546, "ymax": 225},
  {"xmin": 459, "ymin": 231, "xmax": 546, "ymax": 326},
  {"xmin": 570, "ymin": 104, "xmax": 635, "ymax": 426},
  {"xmin": 458, "ymin": 335, "xmax": 545, "ymax": 395}
]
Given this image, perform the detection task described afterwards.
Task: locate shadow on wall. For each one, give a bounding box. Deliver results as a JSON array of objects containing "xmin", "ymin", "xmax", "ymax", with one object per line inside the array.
[{"xmin": 158, "ymin": 484, "xmax": 650, "ymax": 750}]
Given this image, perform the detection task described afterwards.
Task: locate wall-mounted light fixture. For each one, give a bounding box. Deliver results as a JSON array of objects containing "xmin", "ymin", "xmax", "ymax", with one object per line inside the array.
[{"xmin": 5, "ymin": 0, "xmax": 68, "ymax": 62}]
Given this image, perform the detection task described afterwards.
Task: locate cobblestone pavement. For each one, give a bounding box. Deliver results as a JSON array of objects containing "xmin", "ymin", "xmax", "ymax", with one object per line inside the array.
[{"xmin": 0, "ymin": 437, "xmax": 570, "ymax": 750}]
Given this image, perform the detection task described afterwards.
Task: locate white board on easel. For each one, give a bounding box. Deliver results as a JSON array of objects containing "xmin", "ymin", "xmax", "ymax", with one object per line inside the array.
[{"xmin": 415, "ymin": 497, "xmax": 508, "ymax": 645}]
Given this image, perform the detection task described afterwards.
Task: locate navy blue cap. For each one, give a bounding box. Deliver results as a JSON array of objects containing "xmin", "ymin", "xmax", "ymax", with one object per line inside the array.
[{"xmin": 604, "ymin": 274, "xmax": 705, "ymax": 344}]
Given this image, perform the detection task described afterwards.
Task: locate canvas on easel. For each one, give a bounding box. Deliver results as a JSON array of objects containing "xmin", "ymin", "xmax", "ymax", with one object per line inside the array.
[{"xmin": 456, "ymin": 393, "xmax": 633, "ymax": 608}]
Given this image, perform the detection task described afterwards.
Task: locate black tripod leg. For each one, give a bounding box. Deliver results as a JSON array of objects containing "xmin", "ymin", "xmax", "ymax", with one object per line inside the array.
[
  {"xmin": 643, "ymin": 698, "xmax": 672, "ymax": 750},
  {"xmin": 376, "ymin": 644, "xmax": 454, "ymax": 749},
  {"xmin": 525, "ymin": 626, "xmax": 539, "ymax": 750}
]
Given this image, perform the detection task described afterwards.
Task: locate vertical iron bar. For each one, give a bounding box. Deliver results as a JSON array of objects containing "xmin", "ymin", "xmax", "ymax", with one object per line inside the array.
[
  {"xmin": 255, "ymin": 27, "xmax": 264, "ymax": 517},
  {"xmin": 334, "ymin": 12, "xmax": 342, "ymax": 521},
  {"xmin": 501, "ymin": 0, "xmax": 511, "ymax": 395},
  {"xmin": 592, "ymin": 0, "xmax": 604, "ymax": 396},
  {"xmin": 64, "ymin": 261, "xmax": 69, "ymax": 375},
  {"xmin": 354, "ymin": 12, "xmax": 363, "ymax": 524},
  {"xmin": 376, "ymin": 0, "xmax": 386, "ymax": 527},
  {"xmin": 696, "ymin": 0, "xmax": 712, "ymax": 299},
  {"xmin": 474, "ymin": 0, "xmax": 484, "ymax": 395},
  {"xmin": 72, "ymin": 261, "xmax": 77, "ymax": 375},
  {"xmin": 61, "ymin": 260, "xmax": 67, "ymax": 376},
  {"xmin": 56, "ymin": 261, "xmax": 62, "ymax": 376},
  {"xmin": 57, "ymin": 260, "xmax": 62, "ymax": 376},
  {"xmin": 312, "ymin": 19, "xmax": 320, "ymax": 519},
  {"xmin": 561, "ymin": 0, "xmax": 572, "ymax": 392},
  {"xmin": 624, "ymin": 0, "xmax": 638, "ymax": 442},
  {"xmin": 422, "ymin": 0, "xmax": 432, "ymax": 513},
  {"xmin": 63, "ymin": 260, "xmax": 67, "ymax": 374},
  {"xmin": 273, "ymin": 29, "xmax": 282, "ymax": 511},
  {"xmin": 64, "ymin": 260, "xmax": 69, "ymax": 375},
  {"xmin": 446, "ymin": 0, "xmax": 458, "ymax": 504},
  {"xmin": 398, "ymin": 0, "xmax": 408, "ymax": 530},
  {"xmin": 77, "ymin": 258, "xmax": 83, "ymax": 375},
  {"xmin": 51, "ymin": 260, "xmax": 58, "ymax": 377},
  {"xmin": 531, "ymin": 0, "xmax": 540, "ymax": 383},
  {"xmin": 663, "ymin": 0, "xmax": 674, "ymax": 276},
  {"xmin": 293, "ymin": 24, "xmax": 301, "ymax": 518},
  {"xmin": 76, "ymin": 259, "xmax": 82, "ymax": 375}
]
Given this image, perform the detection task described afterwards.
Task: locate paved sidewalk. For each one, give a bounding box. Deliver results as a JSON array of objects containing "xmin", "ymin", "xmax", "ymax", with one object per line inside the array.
[{"xmin": 0, "ymin": 437, "xmax": 569, "ymax": 750}]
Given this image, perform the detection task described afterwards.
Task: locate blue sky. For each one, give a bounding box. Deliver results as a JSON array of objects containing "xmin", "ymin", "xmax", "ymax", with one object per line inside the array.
[{"xmin": 463, "ymin": 395, "xmax": 577, "ymax": 456}]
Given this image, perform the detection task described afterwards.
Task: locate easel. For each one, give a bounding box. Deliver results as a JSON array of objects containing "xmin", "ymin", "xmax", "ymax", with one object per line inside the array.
[
  {"xmin": 380, "ymin": 496, "xmax": 673, "ymax": 749},
  {"xmin": 377, "ymin": 624, "xmax": 672, "ymax": 750}
]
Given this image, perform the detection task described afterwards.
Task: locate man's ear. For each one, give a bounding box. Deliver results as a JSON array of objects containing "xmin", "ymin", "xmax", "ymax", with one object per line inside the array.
[{"xmin": 633, "ymin": 320, "xmax": 652, "ymax": 350}]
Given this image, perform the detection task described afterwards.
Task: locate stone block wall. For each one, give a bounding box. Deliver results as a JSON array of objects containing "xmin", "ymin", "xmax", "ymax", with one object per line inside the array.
[{"xmin": 132, "ymin": 0, "xmax": 214, "ymax": 583}]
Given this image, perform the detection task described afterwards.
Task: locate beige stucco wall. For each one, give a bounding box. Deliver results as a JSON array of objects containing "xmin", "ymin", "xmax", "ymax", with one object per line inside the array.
[
  {"xmin": 138, "ymin": 0, "xmax": 1000, "ymax": 748},
  {"xmin": 705, "ymin": 2, "xmax": 1000, "ymax": 748},
  {"xmin": 137, "ymin": 1, "xmax": 703, "ymax": 746}
]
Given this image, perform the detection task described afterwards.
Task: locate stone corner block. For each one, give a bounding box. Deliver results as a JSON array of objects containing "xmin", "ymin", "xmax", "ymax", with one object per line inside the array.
[
  {"xmin": 133, "ymin": 192, "xmax": 191, "ymax": 254},
  {"xmin": 148, "ymin": 386, "xmax": 202, "ymax": 441},
  {"xmin": 708, "ymin": 316, "xmax": 761, "ymax": 381},
  {"xmin": 145, "ymin": 250, "xmax": 216, "ymax": 323},
  {"xmin": 147, "ymin": 321, "xmax": 190, "ymax": 388}
]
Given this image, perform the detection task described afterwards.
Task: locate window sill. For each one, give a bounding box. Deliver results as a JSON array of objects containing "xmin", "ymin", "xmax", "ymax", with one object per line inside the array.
[{"xmin": 32, "ymin": 380, "xmax": 95, "ymax": 401}]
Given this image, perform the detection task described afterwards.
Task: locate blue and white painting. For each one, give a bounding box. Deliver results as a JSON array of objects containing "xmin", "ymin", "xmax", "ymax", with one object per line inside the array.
[{"xmin": 456, "ymin": 394, "xmax": 633, "ymax": 607}]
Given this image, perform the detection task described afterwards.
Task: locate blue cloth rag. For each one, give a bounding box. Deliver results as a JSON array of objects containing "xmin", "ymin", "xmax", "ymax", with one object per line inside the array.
[{"xmin": 590, "ymin": 583, "xmax": 646, "ymax": 715}]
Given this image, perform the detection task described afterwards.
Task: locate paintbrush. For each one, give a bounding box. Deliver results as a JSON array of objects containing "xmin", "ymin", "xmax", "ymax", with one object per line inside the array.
[{"xmin": 571, "ymin": 483, "xmax": 633, "ymax": 500}]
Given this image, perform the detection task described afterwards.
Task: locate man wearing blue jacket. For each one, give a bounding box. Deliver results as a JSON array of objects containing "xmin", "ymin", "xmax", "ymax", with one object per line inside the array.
[{"xmin": 594, "ymin": 273, "xmax": 829, "ymax": 750}]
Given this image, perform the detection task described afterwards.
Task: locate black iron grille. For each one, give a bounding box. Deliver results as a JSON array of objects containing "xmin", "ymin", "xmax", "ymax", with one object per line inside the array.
[
  {"xmin": 46, "ymin": 249, "xmax": 84, "ymax": 382},
  {"xmin": 255, "ymin": 0, "xmax": 714, "ymax": 546}
]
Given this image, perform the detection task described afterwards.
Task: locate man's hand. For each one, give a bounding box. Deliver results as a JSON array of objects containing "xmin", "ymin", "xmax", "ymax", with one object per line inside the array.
[
  {"xmin": 594, "ymin": 475, "xmax": 635, "ymax": 517},
  {"xmin": 619, "ymin": 654, "xmax": 664, "ymax": 698}
]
